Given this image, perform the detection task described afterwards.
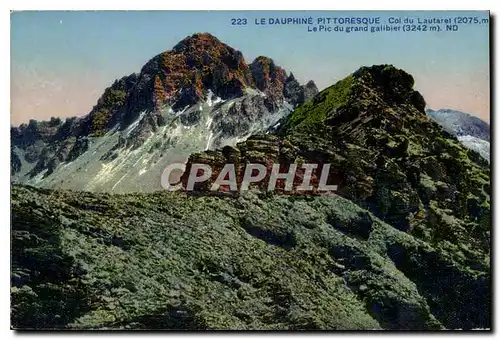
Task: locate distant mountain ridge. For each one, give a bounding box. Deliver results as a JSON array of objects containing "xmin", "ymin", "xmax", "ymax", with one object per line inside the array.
[
  {"xmin": 426, "ymin": 108, "xmax": 490, "ymax": 141},
  {"xmin": 10, "ymin": 33, "xmax": 318, "ymax": 192},
  {"xmin": 426, "ymin": 108, "xmax": 490, "ymax": 162}
]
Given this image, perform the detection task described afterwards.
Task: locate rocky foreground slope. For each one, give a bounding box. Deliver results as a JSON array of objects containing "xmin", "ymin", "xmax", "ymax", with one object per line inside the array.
[{"xmin": 11, "ymin": 65, "xmax": 490, "ymax": 330}]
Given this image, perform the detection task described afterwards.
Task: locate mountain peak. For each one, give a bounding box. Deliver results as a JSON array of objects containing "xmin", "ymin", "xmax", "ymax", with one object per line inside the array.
[
  {"xmin": 11, "ymin": 33, "xmax": 319, "ymax": 188},
  {"xmin": 110, "ymin": 35, "xmax": 316, "ymax": 132},
  {"xmin": 351, "ymin": 64, "xmax": 426, "ymax": 112},
  {"xmin": 120, "ymin": 33, "xmax": 255, "ymax": 125},
  {"xmin": 281, "ymin": 65, "xmax": 428, "ymax": 137},
  {"xmin": 172, "ymin": 32, "xmax": 225, "ymax": 53},
  {"xmin": 354, "ymin": 64, "xmax": 413, "ymax": 91}
]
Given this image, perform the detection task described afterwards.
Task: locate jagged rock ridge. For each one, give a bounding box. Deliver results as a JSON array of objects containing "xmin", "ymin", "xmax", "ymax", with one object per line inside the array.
[{"xmin": 182, "ymin": 65, "xmax": 490, "ymax": 329}]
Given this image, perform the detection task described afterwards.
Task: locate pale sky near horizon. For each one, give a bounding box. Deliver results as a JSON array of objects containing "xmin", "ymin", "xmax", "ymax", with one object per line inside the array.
[{"xmin": 11, "ymin": 10, "xmax": 490, "ymax": 125}]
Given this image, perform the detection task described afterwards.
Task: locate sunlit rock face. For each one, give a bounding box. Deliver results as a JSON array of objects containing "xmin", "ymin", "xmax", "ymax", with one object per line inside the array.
[{"xmin": 10, "ymin": 33, "xmax": 317, "ymax": 193}]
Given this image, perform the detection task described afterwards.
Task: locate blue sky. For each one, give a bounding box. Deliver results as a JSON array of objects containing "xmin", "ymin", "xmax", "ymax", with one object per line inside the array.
[{"xmin": 11, "ymin": 10, "xmax": 490, "ymax": 124}]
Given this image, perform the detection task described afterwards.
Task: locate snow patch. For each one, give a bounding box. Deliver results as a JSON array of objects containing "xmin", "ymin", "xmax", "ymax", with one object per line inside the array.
[
  {"xmin": 206, "ymin": 118, "xmax": 214, "ymax": 150},
  {"xmin": 206, "ymin": 90, "xmax": 213, "ymax": 107},
  {"xmin": 60, "ymin": 161, "xmax": 72, "ymax": 169},
  {"xmin": 112, "ymin": 173, "xmax": 128, "ymax": 191},
  {"xmin": 458, "ymin": 135, "xmax": 490, "ymax": 162},
  {"xmin": 205, "ymin": 90, "xmax": 223, "ymax": 107},
  {"xmin": 105, "ymin": 123, "xmax": 120, "ymax": 136},
  {"xmin": 176, "ymin": 105, "xmax": 190, "ymax": 115},
  {"xmin": 31, "ymin": 169, "xmax": 48, "ymax": 183},
  {"xmin": 205, "ymin": 116, "xmax": 213, "ymax": 129},
  {"xmin": 283, "ymin": 100, "xmax": 293, "ymax": 111},
  {"xmin": 125, "ymin": 112, "xmax": 146, "ymax": 137},
  {"xmin": 132, "ymin": 155, "xmax": 145, "ymax": 167}
]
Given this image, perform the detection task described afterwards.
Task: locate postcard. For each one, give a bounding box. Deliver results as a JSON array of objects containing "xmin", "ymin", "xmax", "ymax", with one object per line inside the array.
[{"xmin": 11, "ymin": 10, "xmax": 490, "ymax": 330}]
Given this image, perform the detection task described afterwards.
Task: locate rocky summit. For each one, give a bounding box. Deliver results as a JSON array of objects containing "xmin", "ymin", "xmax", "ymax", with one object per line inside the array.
[
  {"xmin": 10, "ymin": 33, "xmax": 318, "ymax": 193},
  {"xmin": 10, "ymin": 38, "xmax": 490, "ymax": 330},
  {"xmin": 182, "ymin": 66, "xmax": 490, "ymax": 329}
]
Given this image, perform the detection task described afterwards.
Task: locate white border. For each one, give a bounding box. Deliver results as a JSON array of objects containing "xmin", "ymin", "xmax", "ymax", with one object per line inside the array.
[
  {"xmin": 2, "ymin": 1, "xmax": 497, "ymax": 338},
  {"xmin": 3, "ymin": 1, "xmax": 499, "ymax": 10}
]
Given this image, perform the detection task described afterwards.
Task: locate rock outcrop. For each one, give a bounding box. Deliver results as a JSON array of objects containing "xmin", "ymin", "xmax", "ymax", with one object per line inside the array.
[
  {"xmin": 181, "ymin": 65, "xmax": 490, "ymax": 330},
  {"xmin": 283, "ymin": 73, "xmax": 319, "ymax": 107}
]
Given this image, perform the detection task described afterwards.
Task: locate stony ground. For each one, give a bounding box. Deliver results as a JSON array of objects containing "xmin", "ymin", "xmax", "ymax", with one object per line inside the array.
[{"xmin": 11, "ymin": 184, "xmax": 488, "ymax": 330}]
